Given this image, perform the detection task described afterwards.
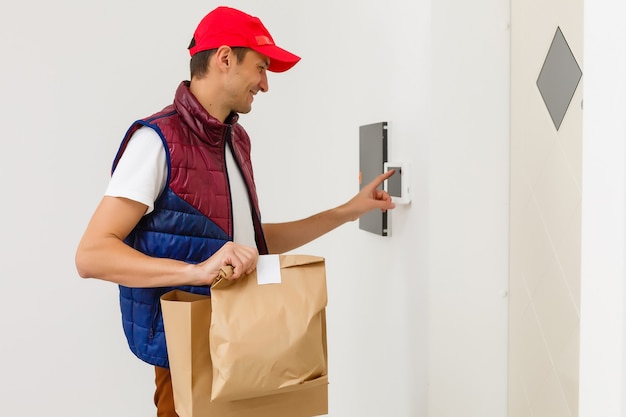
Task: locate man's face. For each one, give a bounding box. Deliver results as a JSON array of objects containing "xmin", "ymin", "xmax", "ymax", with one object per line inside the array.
[{"xmin": 225, "ymin": 49, "xmax": 270, "ymax": 114}]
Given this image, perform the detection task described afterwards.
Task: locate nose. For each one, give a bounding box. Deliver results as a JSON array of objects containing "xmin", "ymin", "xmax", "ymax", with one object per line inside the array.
[{"xmin": 259, "ymin": 72, "xmax": 269, "ymax": 93}]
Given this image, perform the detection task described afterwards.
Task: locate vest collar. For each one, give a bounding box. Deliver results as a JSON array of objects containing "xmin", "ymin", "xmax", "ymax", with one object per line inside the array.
[{"xmin": 173, "ymin": 81, "xmax": 240, "ymax": 146}]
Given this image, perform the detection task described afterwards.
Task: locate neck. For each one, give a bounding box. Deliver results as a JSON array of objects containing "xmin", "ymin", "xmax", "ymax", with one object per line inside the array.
[{"xmin": 189, "ymin": 78, "xmax": 230, "ymax": 123}]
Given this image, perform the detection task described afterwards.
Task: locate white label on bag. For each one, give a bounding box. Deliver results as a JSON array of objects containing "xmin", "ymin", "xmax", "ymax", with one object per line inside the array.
[{"xmin": 256, "ymin": 255, "xmax": 282, "ymax": 285}]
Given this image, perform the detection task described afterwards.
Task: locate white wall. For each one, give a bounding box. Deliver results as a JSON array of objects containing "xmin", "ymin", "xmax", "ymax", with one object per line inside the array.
[
  {"xmin": 426, "ymin": 1, "xmax": 510, "ymax": 416},
  {"xmin": 580, "ymin": 1, "xmax": 626, "ymax": 416},
  {"xmin": 0, "ymin": 1, "xmax": 509, "ymax": 416}
]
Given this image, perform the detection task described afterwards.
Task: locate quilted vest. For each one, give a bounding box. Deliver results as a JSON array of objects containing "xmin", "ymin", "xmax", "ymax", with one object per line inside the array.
[{"xmin": 112, "ymin": 81, "xmax": 268, "ymax": 368}]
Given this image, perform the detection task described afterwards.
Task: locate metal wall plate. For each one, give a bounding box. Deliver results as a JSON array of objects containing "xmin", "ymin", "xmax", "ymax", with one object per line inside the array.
[{"xmin": 359, "ymin": 122, "xmax": 388, "ymax": 236}]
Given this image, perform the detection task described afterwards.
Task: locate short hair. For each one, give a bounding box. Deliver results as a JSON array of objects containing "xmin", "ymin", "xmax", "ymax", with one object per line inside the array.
[{"xmin": 189, "ymin": 45, "xmax": 250, "ymax": 79}]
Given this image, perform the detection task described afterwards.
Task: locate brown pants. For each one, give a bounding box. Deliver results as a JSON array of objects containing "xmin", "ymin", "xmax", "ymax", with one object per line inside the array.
[{"xmin": 154, "ymin": 366, "xmax": 179, "ymax": 417}]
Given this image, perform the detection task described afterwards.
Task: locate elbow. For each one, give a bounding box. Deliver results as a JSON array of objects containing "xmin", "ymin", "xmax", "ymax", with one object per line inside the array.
[
  {"xmin": 76, "ymin": 268, "xmax": 91, "ymax": 279},
  {"xmin": 74, "ymin": 249, "xmax": 93, "ymax": 279}
]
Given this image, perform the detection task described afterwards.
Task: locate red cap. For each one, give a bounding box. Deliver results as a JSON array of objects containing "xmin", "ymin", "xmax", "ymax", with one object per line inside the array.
[{"xmin": 188, "ymin": 6, "xmax": 301, "ymax": 73}]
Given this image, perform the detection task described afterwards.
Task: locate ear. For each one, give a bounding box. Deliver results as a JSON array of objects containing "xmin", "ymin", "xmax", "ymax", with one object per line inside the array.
[{"xmin": 214, "ymin": 45, "xmax": 233, "ymax": 72}]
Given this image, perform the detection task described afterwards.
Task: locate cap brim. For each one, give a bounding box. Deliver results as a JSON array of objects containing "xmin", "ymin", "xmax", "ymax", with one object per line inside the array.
[{"xmin": 253, "ymin": 44, "xmax": 301, "ymax": 73}]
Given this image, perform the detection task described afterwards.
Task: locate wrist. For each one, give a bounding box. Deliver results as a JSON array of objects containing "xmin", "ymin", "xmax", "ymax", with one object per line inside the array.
[
  {"xmin": 335, "ymin": 202, "xmax": 359, "ymax": 223},
  {"xmin": 183, "ymin": 262, "xmax": 206, "ymax": 286}
]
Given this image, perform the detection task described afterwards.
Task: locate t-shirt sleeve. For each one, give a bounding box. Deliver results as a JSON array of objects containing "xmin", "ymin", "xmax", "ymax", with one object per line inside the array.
[{"xmin": 104, "ymin": 127, "xmax": 167, "ymax": 215}]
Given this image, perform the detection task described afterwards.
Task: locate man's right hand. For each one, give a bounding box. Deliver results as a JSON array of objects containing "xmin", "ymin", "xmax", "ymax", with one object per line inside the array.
[{"xmin": 195, "ymin": 241, "xmax": 259, "ymax": 285}]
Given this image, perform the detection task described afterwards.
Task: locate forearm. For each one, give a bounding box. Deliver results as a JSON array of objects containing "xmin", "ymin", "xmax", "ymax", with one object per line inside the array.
[
  {"xmin": 263, "ymin": 203, "xmax": 356, "ymax": 254},
  {"xmin": 75, "ymin": 236, "xmax": 201, "ymax": 288}
]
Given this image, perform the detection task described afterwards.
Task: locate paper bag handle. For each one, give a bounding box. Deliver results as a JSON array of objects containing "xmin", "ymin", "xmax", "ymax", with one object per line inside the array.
[{"xmin": 211, "ymin": 265, "xmax": 235, "ymax": 289}]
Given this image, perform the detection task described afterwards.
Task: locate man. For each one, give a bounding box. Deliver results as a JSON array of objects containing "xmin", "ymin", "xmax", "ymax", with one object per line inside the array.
[{"xmin": 75, "ymin": 6, "xmax": 395, "ymax": 416}]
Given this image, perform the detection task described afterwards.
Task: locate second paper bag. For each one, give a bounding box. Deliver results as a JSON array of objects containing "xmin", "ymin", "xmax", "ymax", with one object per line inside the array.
[{"xmin": 209, "ymin": 254, "xmax": 328, "ymax": 402}]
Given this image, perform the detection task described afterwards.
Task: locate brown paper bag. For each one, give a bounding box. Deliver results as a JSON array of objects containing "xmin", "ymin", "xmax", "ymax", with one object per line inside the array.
[
  {"xmin": 209, "ymin": 254, "xmax": 328, "ymax": 401},
  {"xmin": 160, "ymin": 254, "xmax": 328, "ymax": 417}
]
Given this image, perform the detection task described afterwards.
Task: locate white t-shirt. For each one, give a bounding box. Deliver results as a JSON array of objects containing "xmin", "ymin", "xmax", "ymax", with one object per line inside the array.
[{"xmin": 105, "ymin": 127, "xmax": 257, "ymax": 247}]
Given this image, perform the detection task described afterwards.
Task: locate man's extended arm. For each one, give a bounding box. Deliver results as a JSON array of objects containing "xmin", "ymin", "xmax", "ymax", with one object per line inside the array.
[{"xmin": 263, "ymin": 170, "xmax": 396, "ymax": 254}]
